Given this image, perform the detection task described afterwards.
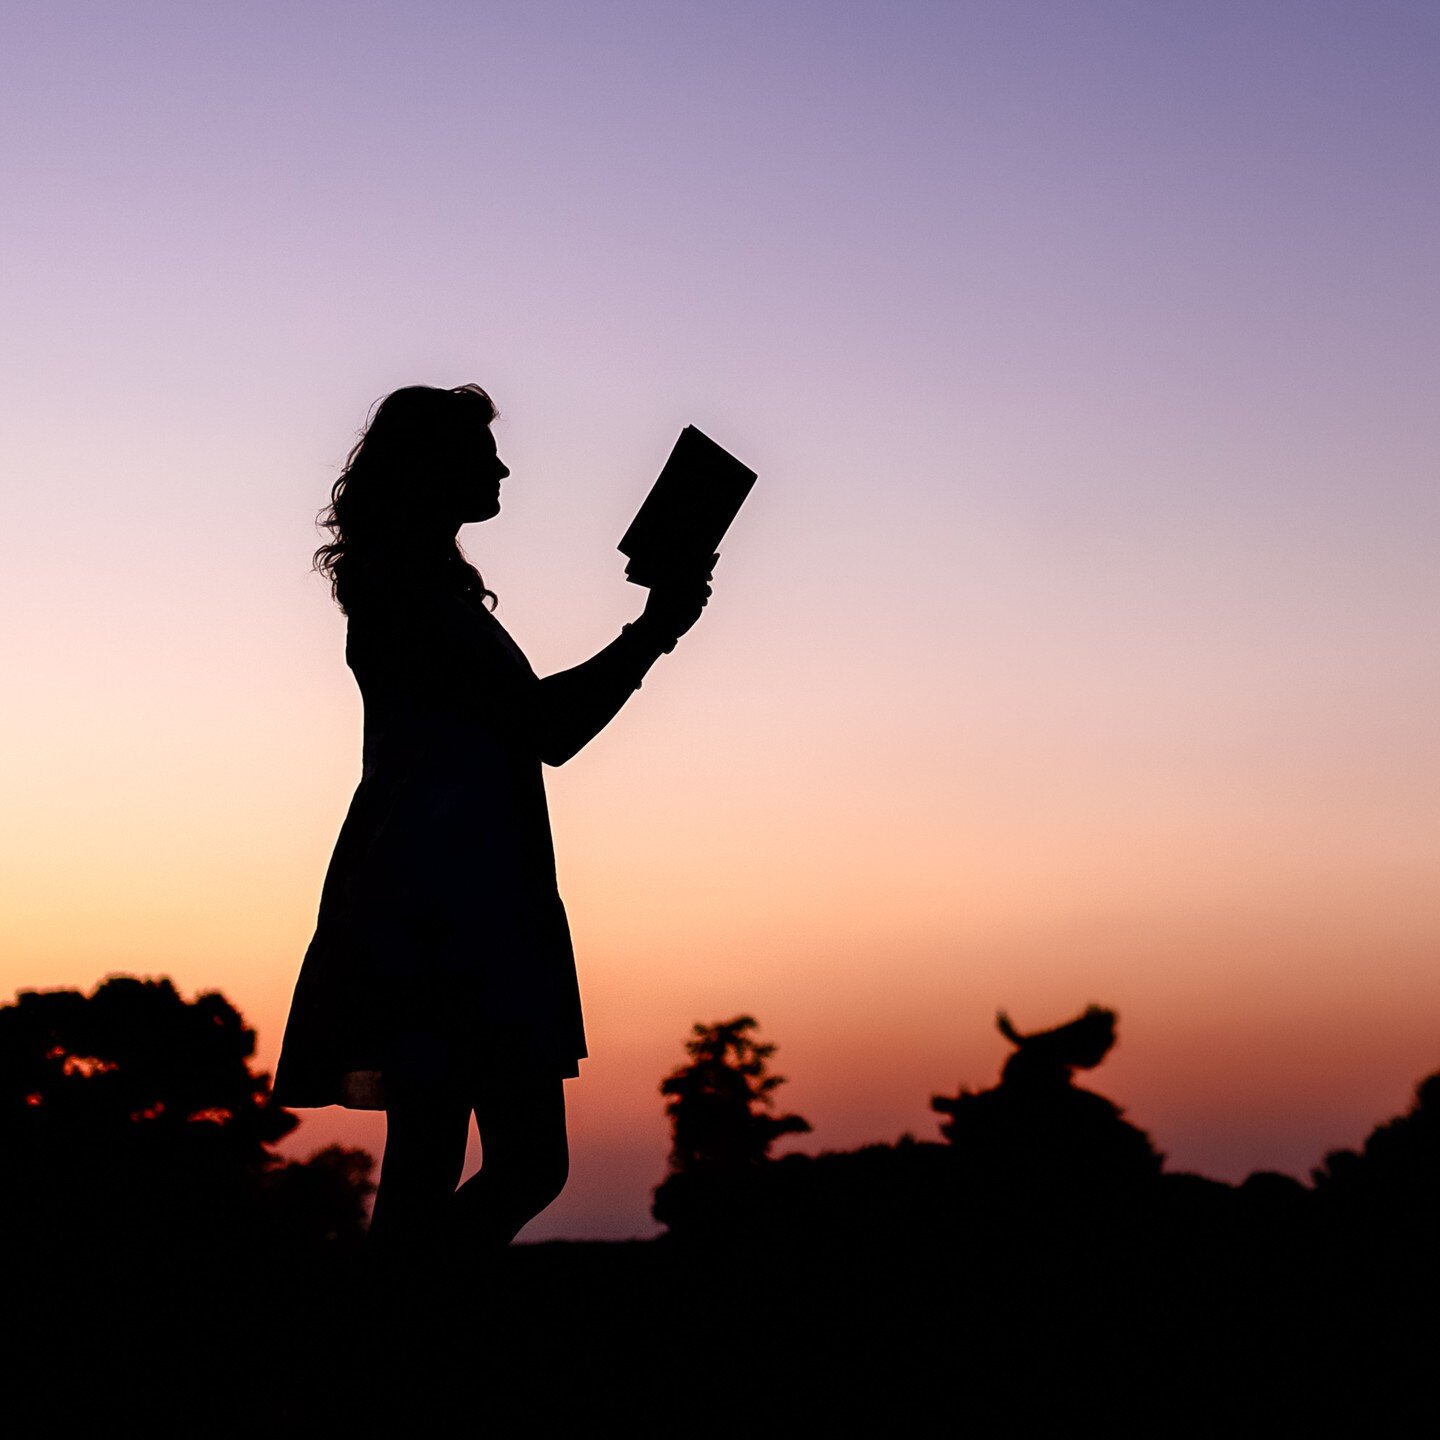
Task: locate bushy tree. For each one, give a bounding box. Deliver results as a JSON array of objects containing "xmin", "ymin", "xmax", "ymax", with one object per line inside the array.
[
  {"xmin": 1313, "ymin": 1070, "xmax": 1440, "ymax": 1212},
  {"xmin": 0, "ymin": 975, "xmax": 372, "ymax": 1249},
  {"xmin": 659, "ymin": 1015, "xmax": 811, "ymax": 1174},
  {"xmin": 653, "ymin": 1016, "xmax": 809, "ymax": 1234},
  {"xmin": 3, "ymin": 975, "xmax": 288, "ymax": 1123},
  {"xmin": 264, "ymin": 1143, "xmax": 377, "ymax": 1245}
]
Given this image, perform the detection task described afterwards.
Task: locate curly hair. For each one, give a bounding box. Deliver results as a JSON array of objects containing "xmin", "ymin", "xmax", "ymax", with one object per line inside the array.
[{"xmin": 314, "ymin": 383, "xmax": 500, "ymax": 614}]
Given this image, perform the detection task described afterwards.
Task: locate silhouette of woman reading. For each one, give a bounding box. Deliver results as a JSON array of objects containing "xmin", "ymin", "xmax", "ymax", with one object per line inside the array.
[{"xmin": 273, "ymin": 385, "xmax": 709, "ymax": 1267}]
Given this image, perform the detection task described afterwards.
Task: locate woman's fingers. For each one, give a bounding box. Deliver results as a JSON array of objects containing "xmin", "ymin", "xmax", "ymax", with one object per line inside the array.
[{"xmin": 641, "ymin": 576, "xmax": 712, "ymax": 641}]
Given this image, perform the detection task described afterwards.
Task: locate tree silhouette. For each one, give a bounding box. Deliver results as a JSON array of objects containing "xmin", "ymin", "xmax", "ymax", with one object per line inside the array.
[
  {"xmin": 264, "ymin": 1142, "xmax": 377, "ymax": 1245},
  {"xmin": 652, "ymin": 1015, "xmax": 809, "ymax": 1233},
  {"xmin": 1313, "ymin": 1069, "xmax": 1440, "ymax": 1217},
  {"xmin": 659, "ymin": 1015, "xmax": 810, "ymax": 1173},
  {"xmin": 0, "ymin": 975, "xmax": 372, "ymax": 1248}
]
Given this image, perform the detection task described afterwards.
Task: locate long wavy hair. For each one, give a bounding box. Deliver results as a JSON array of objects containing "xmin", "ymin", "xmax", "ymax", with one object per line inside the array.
[{"xmin": 315, "ymin": 384, "xmax": 500, "ymax": 614}]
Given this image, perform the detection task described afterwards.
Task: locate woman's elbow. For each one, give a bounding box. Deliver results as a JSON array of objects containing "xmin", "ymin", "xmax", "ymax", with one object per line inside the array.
[{"xmin": 538, "ymin": 734, "xmax": 582, "ymax": 767}]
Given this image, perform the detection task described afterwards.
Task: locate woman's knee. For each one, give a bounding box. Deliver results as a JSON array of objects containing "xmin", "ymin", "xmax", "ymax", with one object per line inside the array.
[
  {"xmin": 484, "ymin": 1131, "xmax": 568, "ymax": 1212},
  {"xmin": 378, "ymin": 1101, "xmax": 471, "ymax": 1195},
  {"xmin": 475, "ymin": 1076, "xmax": 570, "ymax": 1210}
]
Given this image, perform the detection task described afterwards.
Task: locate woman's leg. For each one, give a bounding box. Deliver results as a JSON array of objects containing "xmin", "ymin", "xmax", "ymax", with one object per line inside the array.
[
  {"xmin": 367, "ymin": 1066, "xmax": 470, "ymax": 1372},
  {"xmin": 452, "ymin": 1072, "xmax": 569, "ymax": 1254},
  {"xmin": 369, "ymin": 1098, "xmax": 471, "ymax": 1252},
  {"xmin": 369, "ymin": 1031, "xmax": 471, "ymax": 1256}
]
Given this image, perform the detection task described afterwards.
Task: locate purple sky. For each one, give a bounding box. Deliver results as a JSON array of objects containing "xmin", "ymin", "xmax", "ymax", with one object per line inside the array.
[{"xmin": 3, "ymin": 2, "xmax": 1438, "ymax": 1238}]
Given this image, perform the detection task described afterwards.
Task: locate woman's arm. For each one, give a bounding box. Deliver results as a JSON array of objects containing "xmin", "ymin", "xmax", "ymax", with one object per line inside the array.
[{"xmin": 535, "ymin": 579, "xmax": 711, "ymax": 765}]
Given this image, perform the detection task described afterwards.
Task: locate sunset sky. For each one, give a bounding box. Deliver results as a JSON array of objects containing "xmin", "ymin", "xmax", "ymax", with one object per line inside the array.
[{"xmin": 3, "ymin": 1, "xmax": 1438, "ymax": 1238}]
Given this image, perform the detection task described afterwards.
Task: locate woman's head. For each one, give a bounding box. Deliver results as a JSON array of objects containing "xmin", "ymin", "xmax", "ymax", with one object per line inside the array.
[{"xmin": 315, "ymin": 384, "xmax": 506, "ymax": 611}]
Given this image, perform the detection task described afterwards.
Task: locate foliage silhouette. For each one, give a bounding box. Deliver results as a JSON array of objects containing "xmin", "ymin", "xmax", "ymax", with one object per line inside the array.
[
  {"xmin": 630, "ymin": 1005, "xmax": 1436, "ymax": 1431},
  {"xmin": 264, "ymin": 1142, "xmax": 377, "ymax": 1245},
  {"xmin": 7, "ymin": 986, "xmax": 1440, "ymax": 1434},
  {"xmin": 660, "ymin": 1015, "xmax": 811, "ymax": 1170},
  {"xmin": 1313, "ymin": 1070, "xmax": 1440, "ymax": 1211},
  {"xmin": 651, "ymin": 1015, "xmax": 810, "ymax": 1234},
  {"xmin": 996, "ymin": 1003, "xmax": 1117, "ymax": 1085},
  {"xmin": 1309, "ymin": 1064, "xmax": 1440, "ymax": 1336},
  {"xmin": 652, "ymin": 1004, "xmax": 1170, "ymax": 1249},
  {"xmin": 0, "ymin": 975, "xmax": 373, "ymax": 1251},
  {"xmin": 931, "ymin": 1005, "xmax": 1163, "ymax": 1198}
]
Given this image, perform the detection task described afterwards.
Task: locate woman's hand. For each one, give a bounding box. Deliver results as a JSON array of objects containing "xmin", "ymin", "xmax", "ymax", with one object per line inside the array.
[
  {"xmin": 541, "ymin": 564, "xmax": 715, "ymax": 763},
  {"xmin": 636, "ymin": 564, "xmax": 714, "ymax": 650}
]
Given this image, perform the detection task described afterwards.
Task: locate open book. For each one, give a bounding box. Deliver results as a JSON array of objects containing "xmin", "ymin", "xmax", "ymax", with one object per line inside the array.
[{"xmin": 619, "ymin": 426, "xmax": 757, "ymax": 586}]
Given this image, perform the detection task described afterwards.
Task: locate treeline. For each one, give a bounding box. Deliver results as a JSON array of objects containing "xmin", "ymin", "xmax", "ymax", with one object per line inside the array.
[
  {"xmin": 650, "ymin": 1004, "xmax": 1440, "ymax": 1245},
  {"xmin": 643, "ymin": 1007, "xmax": 1439, "ymax": 1431},
  {"xmin": 4, "ymin": 976, "xmax": 1436, "ymax": 1431}
]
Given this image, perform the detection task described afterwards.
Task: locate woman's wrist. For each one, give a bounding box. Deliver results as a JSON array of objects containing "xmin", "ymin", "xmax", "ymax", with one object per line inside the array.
[{"xmin": 623, "ymin": 614, "xmax": 677, "ymax": 657}]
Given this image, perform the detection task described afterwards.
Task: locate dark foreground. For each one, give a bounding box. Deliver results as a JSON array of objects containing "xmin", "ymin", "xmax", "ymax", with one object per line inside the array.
[
  {"xmin": 11, "ymin": 1197, "xmax": 1434, "ymax": 1437},
  {"xmin": 9, "ymin": 991, "xmax": 1434, "ymax": 1430}
]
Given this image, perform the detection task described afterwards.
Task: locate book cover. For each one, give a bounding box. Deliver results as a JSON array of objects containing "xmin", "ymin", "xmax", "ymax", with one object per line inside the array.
[{"xmin": 619, "ymin": 426, "xmax": 757, "ymax": 586}]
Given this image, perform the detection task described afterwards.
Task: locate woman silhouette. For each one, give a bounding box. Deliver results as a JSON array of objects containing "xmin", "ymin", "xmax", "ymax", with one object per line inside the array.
[{"xmin": 273, "ymin": 385, "xmax": 709, "ymax": 1267}]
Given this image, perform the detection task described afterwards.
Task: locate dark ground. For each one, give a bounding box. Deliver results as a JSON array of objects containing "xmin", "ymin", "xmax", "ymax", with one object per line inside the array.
[{"xmin": 9, "ymin": 1201, "xmax": 1434, "ymax": 1437}]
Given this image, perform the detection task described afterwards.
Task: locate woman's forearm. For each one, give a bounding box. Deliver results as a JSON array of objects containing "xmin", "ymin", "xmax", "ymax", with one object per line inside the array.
[{"xmin": 534, "ymin": 618, "xmax": 672, "ymax": 765}]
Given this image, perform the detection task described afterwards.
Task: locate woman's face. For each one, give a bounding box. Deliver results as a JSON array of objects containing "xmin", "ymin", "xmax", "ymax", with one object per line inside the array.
[{"xmin": 436, "ymin": 421, "xmax": 510, "ymax": 528}]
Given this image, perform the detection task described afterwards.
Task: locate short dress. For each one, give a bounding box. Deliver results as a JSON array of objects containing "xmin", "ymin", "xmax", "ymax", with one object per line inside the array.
[{"xmin": 272, "ymin": 579, "xmax": 586, "ymax": 1110}]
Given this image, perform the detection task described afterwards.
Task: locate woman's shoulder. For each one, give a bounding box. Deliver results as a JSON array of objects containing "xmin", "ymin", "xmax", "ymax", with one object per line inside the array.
[
  {"xmin": 343, "ymin": 572, "xmax": 527, "ymax": 677},
  {"xmin": 342, "ymin": 566, "xmax": 465, "ymax": 629}
]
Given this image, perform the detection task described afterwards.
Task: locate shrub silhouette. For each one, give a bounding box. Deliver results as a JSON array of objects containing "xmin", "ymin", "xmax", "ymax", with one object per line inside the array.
[
  {"xmin": 0, "ymin": 975, "xmax": 372, "ymax": 1250},
  {"xmin": 264, "ymin": 1142, "xmax": 377, "ymax": 1245},
  {"xmin": 931, "ymin": 1005, "xmax": 1163, "ymax": 1200},
  {"xmin": 1313, "ymin": 1069, "xmax": 1440, "ymax": 1231},
  {"xmin": 995, "ymin": 1004, "xmax": 1117, "ymax": 1088}
]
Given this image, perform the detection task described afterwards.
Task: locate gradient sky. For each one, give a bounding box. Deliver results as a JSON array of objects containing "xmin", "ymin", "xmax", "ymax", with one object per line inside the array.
[{"xmin": 3, "ymin": 1, "xmax": 1438, "ymax": 1238}]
